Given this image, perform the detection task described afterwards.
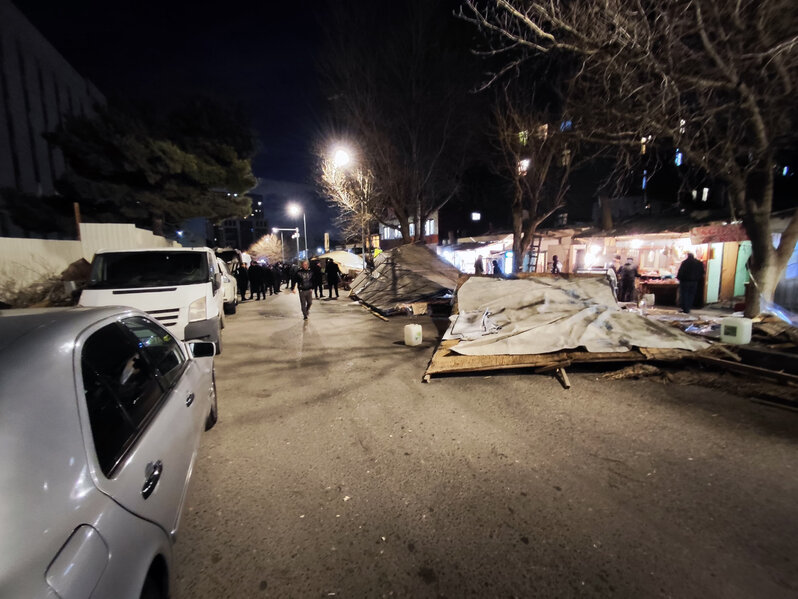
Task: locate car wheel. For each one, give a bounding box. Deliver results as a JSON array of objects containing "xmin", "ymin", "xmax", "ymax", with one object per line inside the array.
[
  {"xmin": 205, "ymin": 371, "xmax": 218, "ymax": 431},
  {"xmin": 139, "ymin": 572, "xmax": 165, "ymax": 599}
]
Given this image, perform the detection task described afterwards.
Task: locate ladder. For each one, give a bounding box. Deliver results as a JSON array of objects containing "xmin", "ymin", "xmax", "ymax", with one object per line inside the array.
[{"xmin": 526, "ymin": 235, "xmax": 542, "ymax": 272}]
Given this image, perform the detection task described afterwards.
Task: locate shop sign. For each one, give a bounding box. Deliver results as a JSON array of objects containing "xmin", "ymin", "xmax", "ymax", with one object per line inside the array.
[{"xmin": 690, "ymin": 223, "xmax": 748, "ymax": 245}]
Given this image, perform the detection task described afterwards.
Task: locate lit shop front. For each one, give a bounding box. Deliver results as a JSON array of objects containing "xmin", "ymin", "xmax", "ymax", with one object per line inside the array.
[{"xmin": 571, "ymin": 223, "xmax": 752, "ymax": 306}]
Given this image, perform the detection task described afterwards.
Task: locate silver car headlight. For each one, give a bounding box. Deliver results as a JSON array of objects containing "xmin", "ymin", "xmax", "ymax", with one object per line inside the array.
[{"xmin": 188, "ymin": 296, "xmax": 207, "ymax": 322}]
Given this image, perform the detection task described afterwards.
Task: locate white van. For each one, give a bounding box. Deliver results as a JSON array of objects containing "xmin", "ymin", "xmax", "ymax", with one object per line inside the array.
[{"xmin": 79, "ymin": 247, "xmax": 225, "ymax": 353}]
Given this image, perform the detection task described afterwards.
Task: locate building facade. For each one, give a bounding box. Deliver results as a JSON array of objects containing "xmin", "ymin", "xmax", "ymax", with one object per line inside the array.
[{"xmin": 0, "ymin": 0, "xmax": 104, "ymax": 198}]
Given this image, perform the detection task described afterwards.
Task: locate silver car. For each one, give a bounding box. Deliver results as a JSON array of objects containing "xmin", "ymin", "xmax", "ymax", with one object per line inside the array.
[{"xmin": 0, "ymin": 307, "xmax": 218, "ymax": 599}]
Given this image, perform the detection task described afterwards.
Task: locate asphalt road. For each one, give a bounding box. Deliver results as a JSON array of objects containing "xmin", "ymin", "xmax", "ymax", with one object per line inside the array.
[{"xmin": 175, "ymin": 288, "xmax": 798, "ymax": 598}]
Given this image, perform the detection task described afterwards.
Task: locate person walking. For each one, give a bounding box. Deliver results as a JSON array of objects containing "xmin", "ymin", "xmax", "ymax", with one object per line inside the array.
[
  {"xmin": 291, "ymin": 260, "xmax": 315, "ymax": 320},
  {"xmin": 617, "ymin": 257, "xmax": 639, "ymax": 302},
  {"xmin": 677, "ymin": 252, "xmax": 705, "ymax": 313},
  {"xmin": 234, "ymin": 263, "xmax": 249, "ymax": 302},
  {"xmin": 326, "ymin": 258, "xmax": 341, "ymax": 299},
  {"xmin": 311, "ymin": 259, "xmax": 324, "ymax": 299}
]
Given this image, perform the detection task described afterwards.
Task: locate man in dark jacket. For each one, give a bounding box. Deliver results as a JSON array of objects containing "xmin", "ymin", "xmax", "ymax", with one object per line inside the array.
[
  {"xmin": 677, "ymin": 252, "xmax": 705, "ymax": 313},
  {"xmin": 248, "ymin": 262, "xmax": 263, "ymax": 300},
  {"xmin": 310, "ymin": 260, "xmax": 324, "ymax": 299},
  {"xmin": 326, "ymin": 258, "xmax": 341, "ymax": 299},
  {"xmin": 235, "ymin": 264, "xmax": 249, "ymax": 302},
  {"xmin": 617, "ymin": 257, "xmax": 639, "ymax": 302},
  {"xmin": 291, "ymin": 260, "xmax": 315, "ymax": 319}
]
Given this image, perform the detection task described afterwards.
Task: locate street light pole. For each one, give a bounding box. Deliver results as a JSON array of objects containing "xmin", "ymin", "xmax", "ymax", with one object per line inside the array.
[{"xmin": 302, "ymin": 212, "xmax": 308, "ymax": 258}]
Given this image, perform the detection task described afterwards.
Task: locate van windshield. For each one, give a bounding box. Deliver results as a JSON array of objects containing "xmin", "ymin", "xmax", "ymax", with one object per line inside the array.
[{"xmin": 87, "ymin": 252, "xmax": 209, "ymax": 289}]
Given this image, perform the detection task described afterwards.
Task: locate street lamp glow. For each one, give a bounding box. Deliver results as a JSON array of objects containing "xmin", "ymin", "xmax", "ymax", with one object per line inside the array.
[
  {"xmin": 332, "ymin": 146, "xmax": 352, "ymax": 169},
  {"xmin": 287, "ymin": 203, "xmax": 301, "ymax": 218}
]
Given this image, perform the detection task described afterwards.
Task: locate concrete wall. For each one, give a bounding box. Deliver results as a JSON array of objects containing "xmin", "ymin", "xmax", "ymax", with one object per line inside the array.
[
  {"xmin": 0, "ymin": 222, "xmax": 180, "ymax": 290},
  {"xmin": 0, "ymin": 0, "xmax": 104, "ymax": 197}
]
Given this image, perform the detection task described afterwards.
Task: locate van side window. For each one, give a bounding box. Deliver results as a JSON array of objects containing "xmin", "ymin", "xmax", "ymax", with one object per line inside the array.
[{"xmin": 81, "ymin": 323, "xmax": 164, "ymax": 476}]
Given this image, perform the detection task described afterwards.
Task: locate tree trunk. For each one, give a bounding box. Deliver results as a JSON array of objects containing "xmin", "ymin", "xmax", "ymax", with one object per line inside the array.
[
  {"xmin": 740, "ymin": 166, "xmax": 793, "ymax": 318},
  {"xmin": 151, "ymin": 214, "xmax": 164, "ymax": 237},
  {"xmin": 600, "ymin": 194, "xmax": 613, "ymax": 231},
  {"xmin": 512, "ymin": 202, "xmax": 524, "ymax": 273}
]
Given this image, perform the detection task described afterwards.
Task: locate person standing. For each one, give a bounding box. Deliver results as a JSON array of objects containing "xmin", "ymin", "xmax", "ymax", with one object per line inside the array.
[
  {"xmin": 271, "ymin": 263, "xmax": 282, "ymax": 294},
  {"xmin": 492, "ymin": 259, "xmax": 503, "ymax": 278},
  {"xmin": 234, "ymin": 263, "xmax": 249, "ymax": 302},
  {"xmin": 551, "ymin": 255, "xmax": 561, "ymax": 274},
  {"xmin": 311, "ymin": 260, "xmax": 324, "ymax": 299},
  {"xmin": 617, "ymin": 257, "xmax": 639, "ymax": 302},
  {"xmin": 474, "ymin": 256, "xmax": 484, "ymax": 275},
  {"xmin": 677, "ymin": 252, "xmax": 705, "ymax": 313},
  {"xmin": 262, "ymin": 262, "xmax": 274, "ymax": 295},
  {"xmin": 248, "ymin": 261, "xmax": 263, "ymax": 300},
  {"xmin": 291, "ymin": 260, "xmax": 315, "ymax": 319},
  {"xmin": 326, "ymin": 258, "xmax": 341, "ymax": 299}
]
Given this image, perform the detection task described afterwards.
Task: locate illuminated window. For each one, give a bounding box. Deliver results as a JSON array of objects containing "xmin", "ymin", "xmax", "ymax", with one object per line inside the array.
[
  {"xmin": 471, "ymin": 212, "xmax": 481, "ymax": 221},
  {"xmin": 674, "ymin": 150, "xmax": 683, "ymax": 166},
  {"xmin": 518, "ymin": 130, "xmax": 529, "ymax": 146},
  {"xmin": 701, "ymin": 187, "xmax": 709, "ymax": 202}
]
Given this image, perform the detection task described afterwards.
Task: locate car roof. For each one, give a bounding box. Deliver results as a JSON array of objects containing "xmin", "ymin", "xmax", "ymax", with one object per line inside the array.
[{"xmin": 0, "ymin": 306, "xmax": 132, "ymax": 355}]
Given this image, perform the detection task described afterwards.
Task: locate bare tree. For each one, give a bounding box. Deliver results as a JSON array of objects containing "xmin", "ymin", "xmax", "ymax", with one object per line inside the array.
[
  {"xmin": 462, "ymin": 0, "xmax": 798, "ymax": 316},
  {"xmin": 248, "ymin": 234, "xmax": 283, "ymax": 264},
  {"xmin": 318, "ymin": 154, "xmax": 378, "ymax": 257},
  {"xmin": 494, "ymin": 90, "xmax": 574, "ymax": 272},
  {"xmin": 319, "ymin": 0, "xmax": 477, "ymax": 243}
]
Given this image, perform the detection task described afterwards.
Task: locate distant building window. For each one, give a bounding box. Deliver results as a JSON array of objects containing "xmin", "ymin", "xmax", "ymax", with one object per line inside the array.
[
  {"xmin": 674, "ymin": 149, "xmax": 683, "ymax": 166},
  {"xmin": 783, "ymin": 166, "xmax": 790, "ymax": 176},
  {"xmin": 560, "ymin": 120, "xmax": 573, "ymax": 132},
  {"xmin": 701, "ymin": 187, "xmax": 709, "ymax": 202},
  {"xmin": 471, "ymin": 212, "xmax": 481, "ymax": 221},
  {"xmin": 425, "ymin": 219, "xmax": 435, "ymax": 236}
]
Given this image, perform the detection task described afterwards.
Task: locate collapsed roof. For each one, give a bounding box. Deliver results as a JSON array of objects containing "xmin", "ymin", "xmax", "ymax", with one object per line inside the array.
[
  {"xmin": 445, "ymin": 275, "xmax": 709, "ymax": 355},
  {"xmin": 350, "ymin": 244, "xmax": 461, "ymax": 315}
]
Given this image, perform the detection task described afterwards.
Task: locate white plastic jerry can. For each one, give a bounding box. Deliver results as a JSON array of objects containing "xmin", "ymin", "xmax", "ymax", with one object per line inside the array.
[
  {"xmin": 404, "ymin": 323, "xmax": 423, "ymax": 346},
  {"xmin": 720, "ymin": 317, "xmax": 752, "ymax": 344}
]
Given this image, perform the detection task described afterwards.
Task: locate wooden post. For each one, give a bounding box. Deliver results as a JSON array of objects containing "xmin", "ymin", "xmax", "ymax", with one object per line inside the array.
[{"xmin": 73, "ymin": 202, "xmax": 81, "ymax": 240}]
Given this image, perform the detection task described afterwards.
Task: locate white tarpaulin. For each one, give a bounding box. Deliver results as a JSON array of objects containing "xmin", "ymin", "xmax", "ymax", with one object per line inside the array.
[{"xmin": 449, "ymin": 276, "xmax": 709, "ymax": 355}]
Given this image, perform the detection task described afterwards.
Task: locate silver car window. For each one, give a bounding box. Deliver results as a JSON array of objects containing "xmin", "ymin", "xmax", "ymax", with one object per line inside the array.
[
  {"xmin": 122, "ymin": 316, "xmax": 187, "ymax": 390},
  {"xmin": 81, "ymin": 323, "xmax": 164, "ymax": 476}
]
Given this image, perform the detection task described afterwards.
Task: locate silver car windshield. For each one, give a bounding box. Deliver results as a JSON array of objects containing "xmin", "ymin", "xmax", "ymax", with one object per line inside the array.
[{"xmin": 87, "ymin": 252, "xmax": 209, "ymax": 289}]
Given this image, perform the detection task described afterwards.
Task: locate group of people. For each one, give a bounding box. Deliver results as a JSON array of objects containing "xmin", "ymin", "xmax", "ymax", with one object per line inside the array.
[
  {"xmin": 232, "ymin": 258, "xmax": 343, "ymax": 320},
  {"xmin": 607, "ymin": 252, "xmax": 705, "ymax": 313}
]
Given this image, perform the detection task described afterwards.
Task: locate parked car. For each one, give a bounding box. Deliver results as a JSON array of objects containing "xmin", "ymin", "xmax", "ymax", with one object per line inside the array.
[
  {"xmin": 79, "ymin": 247, "xmax": 225, "ymax": 353},
  {"xmin": 217, "ymin": 257, "xmax": 238, "ymax": 315},
  {"xmin": 0, "ymin": 306, "xmax": 218, "ymax": 599}
]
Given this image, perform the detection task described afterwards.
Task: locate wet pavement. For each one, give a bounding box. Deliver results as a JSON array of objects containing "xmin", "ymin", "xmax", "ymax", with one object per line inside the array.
[{"xmin": 175, "ymin": 288, "xmax": 798, "ymax": 598}]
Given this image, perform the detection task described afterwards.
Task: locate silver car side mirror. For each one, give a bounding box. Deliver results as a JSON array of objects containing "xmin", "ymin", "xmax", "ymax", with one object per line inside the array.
[{"xmin": 189, "ymin": 341, "xmax": 216, "ymax": 358}]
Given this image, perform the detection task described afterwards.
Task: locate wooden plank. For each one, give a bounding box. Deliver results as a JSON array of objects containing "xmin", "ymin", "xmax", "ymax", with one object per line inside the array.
[
  {"xmin": 424, "ymin": 339, "xmax": 649, "ymax": 377},
  {"xmin": 556, "ymin": 367, "xmax": 571, "ymax": 389},
  {"xmin": 694, "ymin": 355, "xmax": 798, "ymax": 386}
]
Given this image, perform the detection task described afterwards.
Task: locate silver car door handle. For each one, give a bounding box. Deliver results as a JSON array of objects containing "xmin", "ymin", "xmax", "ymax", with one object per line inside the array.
[
  {"xmin": 142, "ymin": 460, "xmax": 163, "ymax": 499},
  {"xmin": 186, "ymin": 393, "xmax": 195, "ymax": 407}
]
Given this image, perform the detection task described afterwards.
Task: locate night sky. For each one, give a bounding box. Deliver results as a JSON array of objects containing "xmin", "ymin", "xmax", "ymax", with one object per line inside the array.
[{"xmin": 17, "ymin": 0, "xmax": 325, "ymax": 184}]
